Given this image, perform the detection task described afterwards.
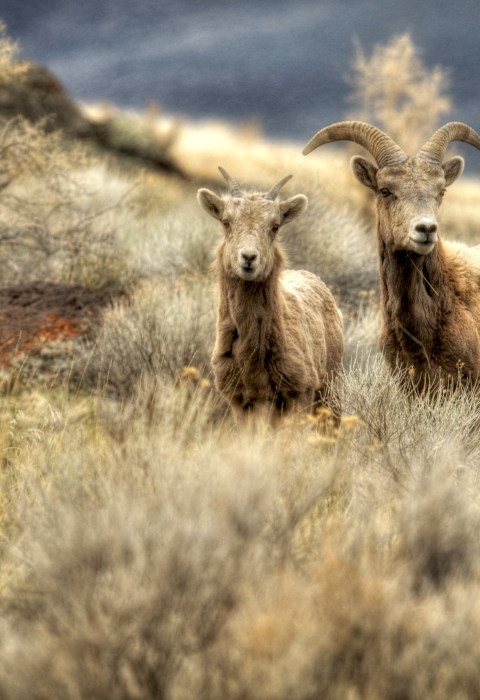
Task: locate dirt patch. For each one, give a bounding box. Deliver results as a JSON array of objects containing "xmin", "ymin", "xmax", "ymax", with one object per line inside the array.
[{"xmin": 0, "ymin": 281, "xmax": 122, "ymax": 367}]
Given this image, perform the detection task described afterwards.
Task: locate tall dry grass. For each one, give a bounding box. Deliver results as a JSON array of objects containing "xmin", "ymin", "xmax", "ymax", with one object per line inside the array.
[
  {"xmin": 0, "ymin": 368, "xmax": 479, "ymax": 698},
  {"xmin": 0, "ymin": 27, "xmax": 479, "ymax": 699}
]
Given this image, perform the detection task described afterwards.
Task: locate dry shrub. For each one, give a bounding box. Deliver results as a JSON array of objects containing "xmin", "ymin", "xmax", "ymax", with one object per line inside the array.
[
  {"xmin": 0, "ymin": 31, "xmax": 142, "ymax": 290},
  {"xmin": 397, "ymin": 470, "xmax": 480, "ymax": 592},
  {"xmin": 348, "ymin": 33, "xmax": 451, "ymax": 154},
  {"xmin": 0, "ymin": 118, "xmax": 137, "ymax": 290},
  {"xmin": 0, "ymin": 499, "xmax": 250, "ymax": 699},
  {"xmin": 87, "ymin": 278, "xmax": 217, "ymax": 396},
  {"xmin": 343, "ymin": 358, "xmax": 480, "ymax": 483},
  {"xmin": 1, "ymin": 26, "xmax": 480, "ymax": 697},
  {"xmin": 142, "ymin": 199, "xmax": 220, "ymax": 280},
  {"xmin": 0, "ymin": 372, "xmax": 480, "ymax": 698}
]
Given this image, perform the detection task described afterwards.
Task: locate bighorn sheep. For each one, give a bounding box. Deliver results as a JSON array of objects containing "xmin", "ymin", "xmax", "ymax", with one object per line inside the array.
[
  {"xmin": 197, "ymin": 168, "xmax": 343, "ymax": 421},
  {"xmin": 303, "ymin": 121, "xmax": 480, "ymax": 390}
]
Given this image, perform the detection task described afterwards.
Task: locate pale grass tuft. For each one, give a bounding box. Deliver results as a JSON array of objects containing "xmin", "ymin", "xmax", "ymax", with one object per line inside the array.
[
  {"xmin": 0, "ymin": 370, "xmax": 479, "ymax": 697},
  {"xmin": 86, "ymin": 279, "xmax": 217, "ymax": 396},
  {"xmin": 0, "ymin": 25, "xmax": 478, "ymax": 695},
  {"xmin": 0, "ymin": 119, "xmax": 138, "ymax": 289}
]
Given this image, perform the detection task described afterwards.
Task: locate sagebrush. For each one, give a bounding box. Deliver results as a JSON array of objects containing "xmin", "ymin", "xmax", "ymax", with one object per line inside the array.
[{"xmin": 0, "ymin": 27, "xmax": 478, "ymax": 700}]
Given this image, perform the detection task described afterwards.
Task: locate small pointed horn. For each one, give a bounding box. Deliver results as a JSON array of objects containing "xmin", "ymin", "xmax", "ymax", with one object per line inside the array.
[
  {"xmin": 218, "ymin": 166, "xmax": 242, "ymax": 197},
  {"xmin": 302, "ymin": 121, "xmax": 407, "ymax": 169},
  {"xmin": 265, "ymin": 174, "xmax": 292, "ymax": 201},
  {"xmin": 417, "ymin": 122, "xmax": 480, "ymax": 165}
]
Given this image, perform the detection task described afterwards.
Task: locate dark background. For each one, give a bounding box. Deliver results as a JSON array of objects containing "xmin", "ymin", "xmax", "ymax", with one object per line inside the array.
[{"xmin": 1, "ymin": 0, "xmax": 480, "ymax": 145}]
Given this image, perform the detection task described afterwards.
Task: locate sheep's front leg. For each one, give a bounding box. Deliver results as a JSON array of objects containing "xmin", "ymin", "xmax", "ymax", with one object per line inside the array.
[
  {"xmin": 230, "ymin": 399, "xmax": 271, "ymax": 429},
  {"xmin": 212, "ymin": 320, "xmax": 244, "ymax": 400}
]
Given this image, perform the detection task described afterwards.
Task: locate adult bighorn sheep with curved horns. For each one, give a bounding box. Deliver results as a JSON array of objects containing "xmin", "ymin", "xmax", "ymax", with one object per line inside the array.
[
  {"xmin": 303, "ymin": 121, "xmax": 480, "ymax": 391},
  {"xmin": 197, "ymin": 167, "xmax": 343, "ymax": 422}
]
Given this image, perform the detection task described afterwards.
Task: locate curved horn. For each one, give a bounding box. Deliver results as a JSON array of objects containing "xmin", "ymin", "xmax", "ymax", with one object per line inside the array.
[
  {"xmin": 218, "ymin": 166, "xmax": 242, "ymax": 197},
  {"xmin": 302, "ymin": 121, "xmax": 407, "ymax": 169},
  {"xmin": 265, "ymin": 174, "xmax": 292, "ymax": 201},
  {"xmin": 416, "ymin": 122, "xmax": 480, "ymax": 165}
]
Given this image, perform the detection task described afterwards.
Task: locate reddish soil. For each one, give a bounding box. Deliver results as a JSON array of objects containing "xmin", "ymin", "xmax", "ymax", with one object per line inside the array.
[{"xmin": 0, "ymin": 282, "xmax": 122, "ymax": 367}]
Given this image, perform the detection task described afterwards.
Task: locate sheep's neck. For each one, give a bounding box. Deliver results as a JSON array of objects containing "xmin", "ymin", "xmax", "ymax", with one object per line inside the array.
[
  {"xmin": 378, "ymin": 225, "xmax": 453, "ymax": 368},
  {"xmin": 218, "ymin": 248, "xmax": 283, "ymax": 371}
]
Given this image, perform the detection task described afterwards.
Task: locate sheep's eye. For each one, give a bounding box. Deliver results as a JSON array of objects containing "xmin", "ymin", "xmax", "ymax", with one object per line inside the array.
[
  {"xmin": 222, "ymin": 220, "xmax": 230, "ymax": 229},
  {"xmin": 271, "ymin": 224, "xmax": 280, "ymax": 234},
  {"xmin": 439, "ymin": 189, "xmax": 446, "ymax": 198},
  {"xmin": 380, "ymin": 188, "xmax": 391, "ymax": 197}
]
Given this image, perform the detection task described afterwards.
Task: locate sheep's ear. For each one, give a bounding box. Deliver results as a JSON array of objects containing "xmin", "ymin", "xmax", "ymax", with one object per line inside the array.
[
  {"xmin": 442, "ymin": 156, "xmax": 464, "ymax": 187},
  {"xmin": 197, "ymin": 189, "xmax": 225, "ymax": 221},
  {"xmin": 350, "ymin": 155, "xmax": 378, "ymax": 191},
  {"xmin": 279, "ymin": 195, "xmax": 308, "ymax": 226}
]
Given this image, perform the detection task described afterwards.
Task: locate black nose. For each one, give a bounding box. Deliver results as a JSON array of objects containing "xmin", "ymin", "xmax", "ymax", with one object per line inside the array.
[
  {"xmin": 415, "ymin": 222, "xmax": 437, "ymax": 235},
  {"xmin": 242, "ymin": 252, "xmax": 258, "ymax": 263}
]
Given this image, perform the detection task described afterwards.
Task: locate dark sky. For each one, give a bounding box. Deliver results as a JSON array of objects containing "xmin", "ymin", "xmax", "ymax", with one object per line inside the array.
[{"xmin": 2, "ymin": 0, "xmax": 480, "ymax": 149}]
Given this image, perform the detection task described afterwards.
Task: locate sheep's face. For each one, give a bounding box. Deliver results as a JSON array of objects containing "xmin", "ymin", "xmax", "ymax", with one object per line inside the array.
[
  {"xmin": 351, "ymin": 154, "xmax": 464, "ymax": 255},
  {"xmin": 197, "ymin": 190, "xmax": 307, "ymax": 281}
]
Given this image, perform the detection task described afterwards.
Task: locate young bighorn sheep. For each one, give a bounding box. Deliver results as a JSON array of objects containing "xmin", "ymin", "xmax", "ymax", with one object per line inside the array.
[
  {"xmin": 303, "ymin": 121, "xmax": 480, "ymax": 391},
  {"xmin": 197, "ymin": 168, "xmax": 343, "ymax": 421}
]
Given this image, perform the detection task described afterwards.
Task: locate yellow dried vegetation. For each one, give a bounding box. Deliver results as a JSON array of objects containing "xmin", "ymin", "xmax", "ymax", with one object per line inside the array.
[{"xmin": 0, "ymin": 27, "xmax": 477, "ymax": 699}]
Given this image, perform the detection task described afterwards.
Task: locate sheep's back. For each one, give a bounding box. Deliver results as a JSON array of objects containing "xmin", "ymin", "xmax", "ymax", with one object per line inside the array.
[
  {"xmin": 443, "ymin": 240, "xmax": 480, "ymax": 328},
  {"xmin": 280, "ymin": 269, "xmax": 343, "ymax": 382}
]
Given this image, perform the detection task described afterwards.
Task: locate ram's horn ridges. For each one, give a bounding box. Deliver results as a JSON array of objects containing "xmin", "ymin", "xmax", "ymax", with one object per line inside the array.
[
  {"xmin": 417, "ymin": 122, "xmax": 480, "ymax": 165},
  {"xmin": 303, "ymin": 121, "xmax": 407, "ymax": 169}
]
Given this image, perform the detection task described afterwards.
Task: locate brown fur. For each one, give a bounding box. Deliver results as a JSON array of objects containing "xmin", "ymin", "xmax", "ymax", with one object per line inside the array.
[
  {"xmin": 353, "ymin": 155, "xmax": 480, "ymax": 390},
  {"xmin": 213, "ymin": 244, "xmax": 343, "ymax": 421},
  {"xmin": 197, "ymin": 179, "xmax": 343, "ymax": 421},
  {"xmin": 378, "ymin": 236, "xmax": 480, "ymax": 391}
]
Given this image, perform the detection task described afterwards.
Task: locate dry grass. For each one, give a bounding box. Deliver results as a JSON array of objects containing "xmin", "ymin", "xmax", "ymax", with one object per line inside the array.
[
  {"xmin": 89, "ymin": 278, "xmax": 217, "ymax": 396},
  {"xmin": 0, "ymin": 29, "xmax": 480, "ymax": 699},
  {"xmin": 0, "ymin": 367, "xmax": 480, "ymax": 698},
  {"xmin": 0, "ymin": 122, "xmax": 136, "ymax": 290}
]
